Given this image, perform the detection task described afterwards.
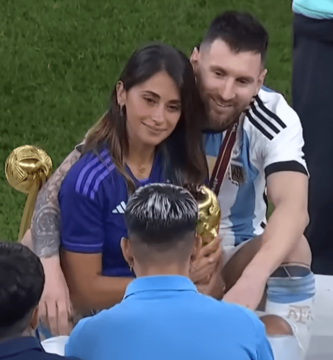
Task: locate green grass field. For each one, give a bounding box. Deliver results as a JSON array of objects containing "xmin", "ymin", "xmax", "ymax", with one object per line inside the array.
[{"xmin": 0, "ymin": 0, "xmax": 293, "ymax": 241}]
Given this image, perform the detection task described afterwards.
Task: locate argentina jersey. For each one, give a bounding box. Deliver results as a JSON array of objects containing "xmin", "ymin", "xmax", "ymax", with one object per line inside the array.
[
  {"xmin": 59, "ymin": 145, "xmax": 165, "ymax": 277},
  {"xmin": 204, "ymin": 87, "xmax": 308, "ymax": 248}
]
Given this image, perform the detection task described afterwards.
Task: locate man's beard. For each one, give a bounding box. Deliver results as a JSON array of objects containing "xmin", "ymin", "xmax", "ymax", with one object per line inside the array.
[{"xmin": 206, "ymin": 107, "xmax": 242, "ymax": 132}]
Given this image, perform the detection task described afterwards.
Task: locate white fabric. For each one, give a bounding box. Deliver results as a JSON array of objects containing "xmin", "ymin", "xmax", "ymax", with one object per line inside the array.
[
  {"xmin": 268, "ymin": 336, "xmax": 301, "ymax": 360},
  {"xmin": 265, "ymin": 297, "xmax": 315, "ymax": 360},
  {"xmin": 41, "ymin": 336, "xmax": 69, "ymax": 356}
]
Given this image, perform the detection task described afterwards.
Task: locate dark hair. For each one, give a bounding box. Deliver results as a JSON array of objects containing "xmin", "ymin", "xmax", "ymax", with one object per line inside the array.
[
  {"xmin": 125, "ymin": 183, "xmax": 198, "ymax": 249},
  {"xmin": 84, "ymin": 42, "xmax": 207, "ymax": 193},
  {"xmin": 0, "ymin": 242, "xmax": 45, "ymax": 339},
  {"xmin": 200, "ymin": 11, "xmax": 268, "ymax": 62}
]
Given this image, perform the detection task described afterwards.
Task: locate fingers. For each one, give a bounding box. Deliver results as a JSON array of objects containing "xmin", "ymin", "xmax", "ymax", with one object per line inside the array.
[
  {"xmin": 39, "ymin": 299, "xmax": 73, "ymax": 336},
  {"xmin": 44, "ymin": 299, "xmax": 59, "ymax": 336},
  {"xmin": 38, "ymin": 301, "xmax": 48, "ymax": 330},
  {"xmin": 190, "ymin": 256, "xmax": 218, "ymax": 284},
  {"xmin": 199, "ymin": 237, "xmax": 221, "ymax": 257},
  {"xmin": 208, "ymin": 245, "xmax": 223, "ymax": 265},
  {"xmin": 57, "ymin": 300, "xmax": 73, "ymax": 335}
]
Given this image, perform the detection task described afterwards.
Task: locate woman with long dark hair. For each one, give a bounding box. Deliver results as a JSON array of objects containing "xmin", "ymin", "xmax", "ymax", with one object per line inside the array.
[{"xmin": 58, "ymin": 42, "xmax": 208, "ymax": 314}]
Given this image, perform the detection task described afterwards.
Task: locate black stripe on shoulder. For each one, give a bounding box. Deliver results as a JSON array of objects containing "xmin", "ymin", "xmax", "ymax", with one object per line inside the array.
[
  {"xmin": 255, "ymin": 95, "xmax": 287, "ymax": 129},
  {"xmin": 251, "ymin": 105, "xmax": 280, "ymax": 135},
  {"xmin": 265, "ymin": 160, "xmax": 308, "ymax": 178},
  {"xmin": 246, "ymin": 112, "xmax": 273, "ymax": 140}
]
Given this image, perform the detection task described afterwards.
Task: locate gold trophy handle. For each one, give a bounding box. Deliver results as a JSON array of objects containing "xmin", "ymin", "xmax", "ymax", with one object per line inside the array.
[{"xmin": 5, "ymin": 145, "xmax": 52, "ymax": 241}]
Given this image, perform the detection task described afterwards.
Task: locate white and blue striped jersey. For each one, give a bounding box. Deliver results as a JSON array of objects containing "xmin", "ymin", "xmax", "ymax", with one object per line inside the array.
[{"xmin": 204, "ymin": 87, "xmax": 308, "ymax": 248}]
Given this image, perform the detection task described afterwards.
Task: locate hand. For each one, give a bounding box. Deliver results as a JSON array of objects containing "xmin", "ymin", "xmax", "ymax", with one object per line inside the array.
[
  {"xmin": 196, "ymin": 256, "xmax": 224, "ymax": 298},
  {"xmin": 39, "ymin": 256, "xmax": 73, "ymax": 336},
  {"xmin": 190, "ymin": 237, "xmax": 222, "ymax": 284},
  {"xmin": 223, "ymin": 275, "xmax": 266, "ymax": 310}
]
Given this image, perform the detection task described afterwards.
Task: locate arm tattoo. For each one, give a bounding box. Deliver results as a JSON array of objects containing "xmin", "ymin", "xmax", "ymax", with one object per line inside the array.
[{"xmin": 31, "ymin": 149, "xmax": 81, "ymax": 257}]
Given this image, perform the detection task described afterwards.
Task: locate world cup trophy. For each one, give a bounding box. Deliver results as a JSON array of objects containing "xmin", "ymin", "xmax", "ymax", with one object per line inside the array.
[{"xmin": 184, "ymin": 184, "xmax": 221, "ymax": 245}]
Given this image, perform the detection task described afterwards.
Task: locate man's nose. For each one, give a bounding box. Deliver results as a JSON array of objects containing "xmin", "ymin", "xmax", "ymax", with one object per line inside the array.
[{"xmin": 219, "ymin": 79, "xmax": 236, "ymax": 102}]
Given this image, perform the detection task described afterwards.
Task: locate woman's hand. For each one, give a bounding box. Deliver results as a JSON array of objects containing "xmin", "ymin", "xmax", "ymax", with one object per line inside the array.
[{"xmin": 39, "ymin": 256, "xmax": 73, "ymax": 336}]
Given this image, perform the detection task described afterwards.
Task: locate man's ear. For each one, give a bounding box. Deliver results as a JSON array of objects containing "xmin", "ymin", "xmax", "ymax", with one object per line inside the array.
[
  {"xmin": 190, "ymin": 47, "xmax": 200, "ymax": 75},
  {"xmin": 29, "ymin": 306, "xmax": 39, "ymax": 330},
  {"xmin": 120, "ymin": 237, "xmax": 133, "ymax": 267},
  {"xmin": 190, "ymin": 233, "xmax": 202, "ymax": 263},
  {"xmin": 256, "ymin": 68, "xmax": 268, "ymax": 95},
  {"xmin": 116, "ymin": 81, "xmax": 126, "ymax": 107}
]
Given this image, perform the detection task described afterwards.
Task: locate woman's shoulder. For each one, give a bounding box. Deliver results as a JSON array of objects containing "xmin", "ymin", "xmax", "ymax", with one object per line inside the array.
[{"xmin": 60, "ymin": 147, "xmax": 115, "ymax": 199}]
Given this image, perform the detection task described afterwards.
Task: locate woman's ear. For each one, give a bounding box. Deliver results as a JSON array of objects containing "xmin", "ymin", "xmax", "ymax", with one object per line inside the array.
[{"xmin": 116, "ymin": 81, "xmax": 126, "ymax": 107}]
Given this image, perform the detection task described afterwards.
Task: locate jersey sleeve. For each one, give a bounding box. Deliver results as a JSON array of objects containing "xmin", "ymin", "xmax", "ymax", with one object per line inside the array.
[
  {"xmin": 59, "ymin": 178, "xmax": 105, "ymax": 254},
  {"xmin": 260, "ymin": 100, "xmax": 308, "ymax": 178}
]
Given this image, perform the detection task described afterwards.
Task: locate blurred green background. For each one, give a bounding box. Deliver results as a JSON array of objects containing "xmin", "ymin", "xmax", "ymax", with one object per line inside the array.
[{"xmin": 0, "ymin": 0, "xmax": 292, "ymax": 240}]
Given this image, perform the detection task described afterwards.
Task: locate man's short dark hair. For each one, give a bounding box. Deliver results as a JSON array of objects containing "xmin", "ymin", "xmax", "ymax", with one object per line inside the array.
[
  {"xmin": 0, "ymin": 242, "xmax": 45, "ymax": 339},
  {"xmin": 125, "ymin": 183, "xmax": 198, "ymax": 250},
  {"xmin": 200, "ymin": 11, "xmax": 269, "ymax": 62}
]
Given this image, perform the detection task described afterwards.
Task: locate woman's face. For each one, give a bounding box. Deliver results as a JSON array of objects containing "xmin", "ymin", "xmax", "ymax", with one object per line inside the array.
[{"xmin": 117, "ymin": 71, "xmax": 182, "ymax": 147}]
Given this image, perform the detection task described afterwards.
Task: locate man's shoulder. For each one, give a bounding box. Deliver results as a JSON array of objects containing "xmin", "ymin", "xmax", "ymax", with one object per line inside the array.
[
  {"xmin": 244, "ymin": 86, "xmax": 301, "ymax": 142},
  {"xmin": 195, "ymin": 294, "xmax": 263, "ymax": 326}
]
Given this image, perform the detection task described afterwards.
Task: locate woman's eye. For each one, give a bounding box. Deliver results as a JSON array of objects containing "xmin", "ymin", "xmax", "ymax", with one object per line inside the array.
[
  {"xmin": 168, "ymin": 105, "xmax": 180, "ymax": 112},
  {"xmin": 144, "ymin": 97, "xmax": 155, "ymax": 104}
]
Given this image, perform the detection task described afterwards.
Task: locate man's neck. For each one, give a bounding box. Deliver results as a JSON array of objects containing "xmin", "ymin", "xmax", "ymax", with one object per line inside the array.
[{"xmin": 135, "ymin": 264, "xmax": 190, "ymax": 278}]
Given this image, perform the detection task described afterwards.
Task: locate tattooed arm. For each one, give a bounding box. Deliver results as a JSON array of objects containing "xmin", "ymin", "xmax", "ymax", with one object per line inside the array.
[
  {"xmin": 29, "ymin": 145, "xmax": 83, "ymax": 336},
  {"xmin": 31, "ymin": 147, "xmax": 82, "ymax": 257}
]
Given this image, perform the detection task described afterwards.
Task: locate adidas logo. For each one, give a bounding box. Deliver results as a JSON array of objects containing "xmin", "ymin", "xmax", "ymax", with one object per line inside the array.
[{"xmin": 112, "ymin": 201, "xmax": 126, "ymax": 214}]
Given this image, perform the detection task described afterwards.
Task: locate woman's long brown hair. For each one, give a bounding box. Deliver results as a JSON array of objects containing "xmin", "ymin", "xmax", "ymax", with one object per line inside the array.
[{"xmin": 83, "ymin": 43, "xmax": 208, "ymax": 194}]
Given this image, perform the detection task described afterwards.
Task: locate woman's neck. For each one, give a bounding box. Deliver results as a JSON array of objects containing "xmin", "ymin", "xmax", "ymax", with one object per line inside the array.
[{"xmin": 126, "ymin": 140, "xmax": 155, "ymax": 179}]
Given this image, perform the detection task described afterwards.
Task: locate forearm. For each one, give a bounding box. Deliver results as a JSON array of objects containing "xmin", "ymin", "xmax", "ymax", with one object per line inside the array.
[
  {"xmin": 244, "ymin": 203, "xmax": 308, "ymax": 279},
  {"xmin": 31, "ymin": 149, "xmax": 81, "ymax": 257},
  {"xmin": 31, "ymin": 189, "xmax": 61, "ymax": 257},
  {"xmin": 71, "ymin": 276, "xmax": 132, "ymax": 312}
]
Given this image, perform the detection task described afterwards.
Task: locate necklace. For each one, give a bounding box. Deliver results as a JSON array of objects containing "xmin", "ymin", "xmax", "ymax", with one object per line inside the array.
[{"xmin": 137, "ymin": 165, "xmax": 147, "ymax": 174}]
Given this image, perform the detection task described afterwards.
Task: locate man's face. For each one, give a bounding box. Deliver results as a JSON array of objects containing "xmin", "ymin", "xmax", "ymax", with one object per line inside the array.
[{"xmin": 191, "ymin": 39, "xmax": 266, "ymax": 131}]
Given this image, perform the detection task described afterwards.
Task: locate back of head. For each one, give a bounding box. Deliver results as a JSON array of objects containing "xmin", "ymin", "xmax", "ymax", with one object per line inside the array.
[
  {"xmin": 200, "ymin": 10, "xmax": 268, "ymax": 62},
  {"xmin": 0, "ymin": 242, "xmax": 45, "ymax": 339},
  {"xmin": 124, "ymin": 183, "xmax": 198, "ymax": 263}
]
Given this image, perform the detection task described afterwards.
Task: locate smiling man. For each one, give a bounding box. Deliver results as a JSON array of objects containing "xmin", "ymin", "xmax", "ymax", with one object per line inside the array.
[{"xmin": 190, "ymin": 12, "xmax": 314, "ymax": 360}]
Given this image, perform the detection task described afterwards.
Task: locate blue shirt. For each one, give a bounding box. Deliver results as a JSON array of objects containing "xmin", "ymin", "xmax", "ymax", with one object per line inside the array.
[
  {"xmin": 59, "ymin": 147, "xmax": 164, "ymax": 277},
  {"xmin": 65, "ymin": 275, "xmax": 273, "ymax": 360},
  {"xmin": 0, "ymin": 337, "xmax": 79, "ymax": 360},
  {"xmin": 293, "ymin": 0, "xmax": 333, "ymax": 19}
]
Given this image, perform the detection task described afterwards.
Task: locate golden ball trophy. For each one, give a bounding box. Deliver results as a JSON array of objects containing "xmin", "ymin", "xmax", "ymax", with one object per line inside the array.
[{"xmin": 5, "ymin": 145, "xmax": 52, "ymax": 241}]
